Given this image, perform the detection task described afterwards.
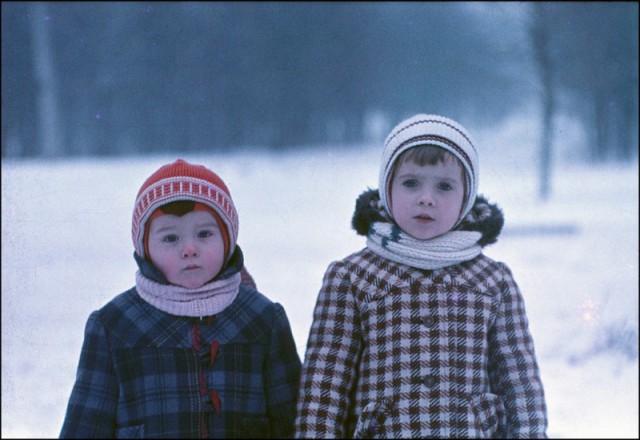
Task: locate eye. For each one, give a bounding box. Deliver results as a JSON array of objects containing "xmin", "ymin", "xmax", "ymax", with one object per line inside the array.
[
  {"xmin": 437, "ymin": 182, "xmax": 453, "ymax": 191},
  {"xmin": 163, "ymin": 234, "xmax": 179, "ymax": 243},
  {"xmin": 198, "ymin": 230, "xmax": 214, "ymax": 239},
  {"xmin": 402, "ymin": 178, "xmax": 419, "ymax": 188}
]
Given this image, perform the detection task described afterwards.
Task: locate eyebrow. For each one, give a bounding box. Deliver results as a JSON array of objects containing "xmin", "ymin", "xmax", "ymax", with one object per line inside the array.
[
  {"xmin": 151, "ymin": 225, "xmax": 177, "ymax": 235},
  {"xmin": 197, "ymin": 222, "xmax": 220, "ymax": 230}
]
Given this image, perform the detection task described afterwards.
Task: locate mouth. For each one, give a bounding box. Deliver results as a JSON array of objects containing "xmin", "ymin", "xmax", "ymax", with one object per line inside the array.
[
  {"xmin": 414, "ymin": 214, "xmax": 434, "ymax": 224},
  {"xmin": 183, "ymin": 264, "xmax": 201, "ymax": 271}
]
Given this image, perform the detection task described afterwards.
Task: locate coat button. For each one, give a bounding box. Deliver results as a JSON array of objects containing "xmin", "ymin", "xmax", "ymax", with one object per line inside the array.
[
  {"xmin": 423, "ymin": 375, "xmax": 437, "ymax": 388},
  {"xmin": 422, "ymin": 315, "xmax": 436, "ymax": 327}
]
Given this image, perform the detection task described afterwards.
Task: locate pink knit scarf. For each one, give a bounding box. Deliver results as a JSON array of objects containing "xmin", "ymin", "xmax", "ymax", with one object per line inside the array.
[{"xmin": 135, "ymin": 271, "xmax": 241, "ymax": 317}]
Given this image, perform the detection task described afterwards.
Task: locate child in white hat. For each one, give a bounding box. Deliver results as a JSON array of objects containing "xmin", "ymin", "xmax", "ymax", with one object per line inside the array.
[
  {"xmin": 295, "ymin": 114, "xmax": 547, "ymax": 438},
  {"xmin": 60, "ymin": 159, "xmax": 301, "ymax": 438}
]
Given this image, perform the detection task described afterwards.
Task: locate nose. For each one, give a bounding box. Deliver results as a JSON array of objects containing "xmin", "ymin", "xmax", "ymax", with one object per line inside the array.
[
  {"xmin": 182, "ymin": 242, "xmax": 199, "ymax": 258},
  {"xmin": 417, "ymin": 191, "xmax": 435, "ymax": 206}
]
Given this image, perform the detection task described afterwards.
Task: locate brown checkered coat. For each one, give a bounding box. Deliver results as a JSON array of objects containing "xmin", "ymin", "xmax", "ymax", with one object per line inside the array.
[{"xmin": 294, "ymin": 192, "xmax": 547, "ymax": 438}]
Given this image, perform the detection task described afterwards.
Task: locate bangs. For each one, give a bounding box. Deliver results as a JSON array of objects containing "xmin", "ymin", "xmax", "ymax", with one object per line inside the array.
[
  {"xmin": 159, "ymin": 200, "xmax": 196, "ymax": 216},
  {"xmin": 396, "ymin": 145, "xmax": 460, "ymax": 167}
]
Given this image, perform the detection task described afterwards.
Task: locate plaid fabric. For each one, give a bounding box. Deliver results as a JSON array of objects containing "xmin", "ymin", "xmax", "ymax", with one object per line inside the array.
[
  {"xmin": 60, "ymin": 285, "xmax": 301, "ymax": 439},
  {"xmin": 294, "ymin": 248, "xmax": 547, "ymax": 439}
]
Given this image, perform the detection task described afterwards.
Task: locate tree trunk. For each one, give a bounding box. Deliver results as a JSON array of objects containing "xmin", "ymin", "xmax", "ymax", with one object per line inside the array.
[
  {"xmin": 617, "ymin": 90, "xmax": 638, "ymax": 161},
  {"xmin": 593, "ymin": 92, "xmax": 609, "ymax": 162},
  {"xmin": 531, "ymin": 3, "xmax": 555, "ymax": 201},
  {"xmin": 29, "ymin": 2, "xmax": 63, "ymax": 157}
]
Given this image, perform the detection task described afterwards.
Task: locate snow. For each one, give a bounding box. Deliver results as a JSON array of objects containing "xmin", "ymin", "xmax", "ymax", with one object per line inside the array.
[{"xmin": 2, "ymin": 138, "xmax": 638, "ymax": 438}]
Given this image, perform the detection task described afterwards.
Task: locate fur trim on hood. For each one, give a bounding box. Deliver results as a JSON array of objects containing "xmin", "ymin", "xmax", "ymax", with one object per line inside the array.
[{"xmin": 351, "ymin": 189, "xmax": 504, "ymax": 247}]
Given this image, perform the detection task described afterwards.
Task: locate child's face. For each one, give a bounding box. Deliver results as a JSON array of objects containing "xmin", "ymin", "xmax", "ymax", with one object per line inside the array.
[
  {"xmin": 390, "ymin": 158, "xmax": 465, "ymax": 240},
  {"xmin": 147, "ymin": 210, "xmax": 225, "ymax": 288}
]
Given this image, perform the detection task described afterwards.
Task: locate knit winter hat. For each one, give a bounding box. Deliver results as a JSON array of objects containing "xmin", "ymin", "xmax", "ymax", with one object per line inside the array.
[
  {"xmin": 379, "ymin": 114, "xmax": 479, "ymax": 226},
  {"xmin": 132, "ymin": 159, "xmax": 239, "ymax": 262}
]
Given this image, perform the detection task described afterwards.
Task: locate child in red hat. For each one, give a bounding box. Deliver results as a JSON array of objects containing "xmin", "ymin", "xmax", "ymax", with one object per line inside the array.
[{"xmin": 60, "ymin": 159, "xmax": 301, "ymax": 438}]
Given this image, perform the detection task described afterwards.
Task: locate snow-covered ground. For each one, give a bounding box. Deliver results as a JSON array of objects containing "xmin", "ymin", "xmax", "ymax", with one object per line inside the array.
[{"xmin": 2, "ymin": 133, "xmax": 638, "ymax": 438}]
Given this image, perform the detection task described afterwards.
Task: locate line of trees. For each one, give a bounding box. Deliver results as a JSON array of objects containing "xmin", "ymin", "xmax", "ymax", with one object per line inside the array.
[{"xmin": 2, "ymin": 2, "xmax": 637, "ymax": 163}]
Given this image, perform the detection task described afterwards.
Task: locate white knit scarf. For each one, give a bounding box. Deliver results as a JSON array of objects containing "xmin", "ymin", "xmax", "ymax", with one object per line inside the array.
[
  {"xmin": 135, "ymin": 271, "xmax": 241, "ymax": 317},
  {"xmin": 367, "ymin": 222, "xmax": 482, "ymax": 270}
]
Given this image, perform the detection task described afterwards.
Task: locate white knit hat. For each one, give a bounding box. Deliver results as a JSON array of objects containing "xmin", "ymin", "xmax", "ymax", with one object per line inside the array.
[{"xmin": 379, "ymin": 114, "xmax": 479, "ymax": 226}]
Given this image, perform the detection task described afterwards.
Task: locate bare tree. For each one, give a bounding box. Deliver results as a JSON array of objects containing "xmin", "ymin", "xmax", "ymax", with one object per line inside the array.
[
  {"xmin": 29, "ymin": 2, "xmax": 63, "ymax": 157},
  {"xmin": 529, "ymin": 2, "xmax": 555, "ymax": 201},
  {"xmin": 553, "ymin": 3, "xmax": 639, "ymax": 163}
]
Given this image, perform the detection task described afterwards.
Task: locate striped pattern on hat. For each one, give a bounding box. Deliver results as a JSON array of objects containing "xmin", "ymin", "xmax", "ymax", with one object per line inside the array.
[
  {"xmin": 132, "ymin": 159, "xmax": 238, "ymax": 261},
  {"xmin": 379, "ymin": 114, "xmax": 479, "ymax": 226}
]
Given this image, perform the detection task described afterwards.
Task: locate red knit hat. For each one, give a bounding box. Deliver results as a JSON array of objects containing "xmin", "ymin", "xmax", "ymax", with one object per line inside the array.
[{"xmin": 132, "ymin": 159, "xmax": 239, "ymax": 262}]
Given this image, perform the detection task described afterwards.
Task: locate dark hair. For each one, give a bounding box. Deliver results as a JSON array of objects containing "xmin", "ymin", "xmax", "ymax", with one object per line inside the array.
[
  {"xmin": 391, "ymin": 144, "xmax": 467, "ymax": 199},
  {"xmin": 395, "ymin": 144, "xmax": 460, "ymax": 168},
  {"xmin": 159, "ymin": 200, "xmax": 196, "ymax": 216}
]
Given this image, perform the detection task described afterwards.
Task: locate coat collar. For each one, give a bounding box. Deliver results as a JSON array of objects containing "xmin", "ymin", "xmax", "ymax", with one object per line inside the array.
[{"xmin": 351, "ymin": 189, "xmax": 504, "ymax": 248}]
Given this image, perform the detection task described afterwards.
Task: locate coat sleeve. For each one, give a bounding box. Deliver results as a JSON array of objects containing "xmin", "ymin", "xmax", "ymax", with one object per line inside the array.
[
  {"xmin": 488, "ymin": 263, "xmax": 548, "ymax": 438},
  {"xmin": 294, "ymin": 261, "xmax": 362, "ymax": 438},
  {"xmin": 264, "ymin": 303, "xmax": 302, "ymax": 438},
  {"xmin": 59, "ymin": 311, "xmax": 118, "ymax": 438}
]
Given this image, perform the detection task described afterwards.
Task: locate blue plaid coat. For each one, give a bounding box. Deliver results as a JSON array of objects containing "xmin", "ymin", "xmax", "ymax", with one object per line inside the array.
[{"xmin": 60, "ymin": 284, "xmax": 301, "ymax": 438}]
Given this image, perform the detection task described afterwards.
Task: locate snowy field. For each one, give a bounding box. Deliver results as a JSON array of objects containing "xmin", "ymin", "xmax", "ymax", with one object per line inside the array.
[{"xmin": 2, "ymin": 128, "xmax": 638, "ymax": 438}]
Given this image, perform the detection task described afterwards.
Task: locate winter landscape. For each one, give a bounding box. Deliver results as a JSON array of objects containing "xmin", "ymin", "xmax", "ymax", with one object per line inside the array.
[{"xmin": 2, "ymin": 115, "xmax": 638, "ymax": 438}]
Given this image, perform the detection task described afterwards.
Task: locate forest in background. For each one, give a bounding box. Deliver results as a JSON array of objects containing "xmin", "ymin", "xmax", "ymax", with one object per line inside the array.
[{"xmin": 2, "ymin": 2, "xmax": 638, "ymax": 162}]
